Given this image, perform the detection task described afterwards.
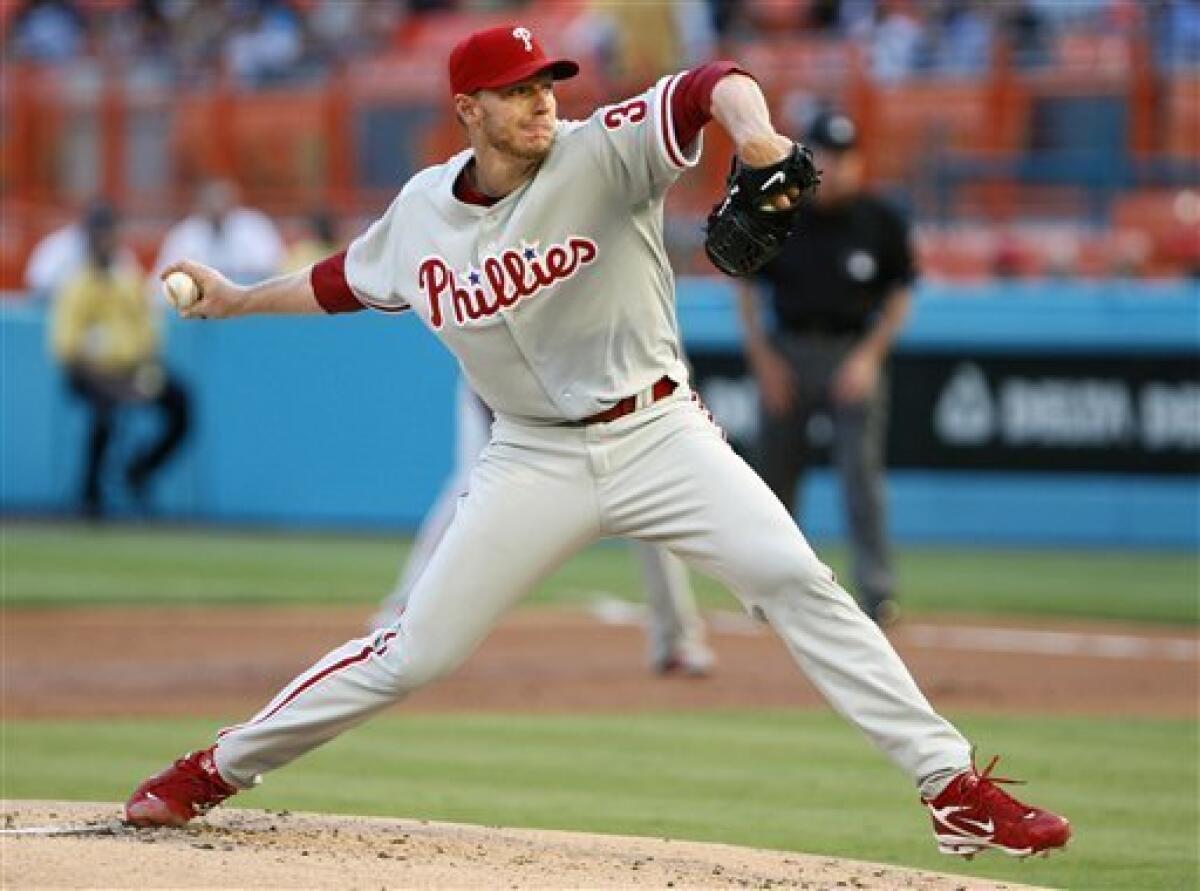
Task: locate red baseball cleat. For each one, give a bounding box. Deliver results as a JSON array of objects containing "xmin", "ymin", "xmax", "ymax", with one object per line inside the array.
[
  {"xmin": 124, "ymin": 746, "xmax": 238, "ymax": 827},
  {"xmin": 923, "ymin": 755, "xmax": 1071, "ymax": 859}
]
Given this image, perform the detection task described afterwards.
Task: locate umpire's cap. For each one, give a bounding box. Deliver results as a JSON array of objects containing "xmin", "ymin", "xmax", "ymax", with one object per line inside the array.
[
  {"xmin": 806, "ymin": 111, "xmax": 858, "ymax": 153},
  {"xmin": 449, "ymin": 25, "xmax": 579, "ymax": 95}
]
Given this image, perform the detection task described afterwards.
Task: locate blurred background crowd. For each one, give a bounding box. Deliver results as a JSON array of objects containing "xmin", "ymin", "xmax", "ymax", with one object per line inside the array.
[
  {"xmin": 6, "ymin": 0, "xmax": 1200, "ymax": 79},
  {"xmin": 2, "ymin": 1, "xmax": 1197, "ymax": 535},
  {"xmin": 3, "ymin": 0, "xmax": 1198, "ymax": 288}
]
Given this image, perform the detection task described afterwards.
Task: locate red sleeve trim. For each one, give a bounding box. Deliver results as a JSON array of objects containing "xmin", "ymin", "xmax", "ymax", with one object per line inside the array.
[
  {"xmin": 670, "ymin": 61, "xmax": 750, "ymax": 153},
  {"xmin": 311, "ymin": 250, "xmax": 365, "ymax": 314},
  {"xmin": 659, "ymin": 73, "xmax": 687, "ymax": 169}
]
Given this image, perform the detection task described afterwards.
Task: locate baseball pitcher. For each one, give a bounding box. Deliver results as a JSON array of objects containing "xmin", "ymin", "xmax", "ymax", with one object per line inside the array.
[{"xmin": 126, "ymin": 25, "xmax": 1070, "ymax": 860}]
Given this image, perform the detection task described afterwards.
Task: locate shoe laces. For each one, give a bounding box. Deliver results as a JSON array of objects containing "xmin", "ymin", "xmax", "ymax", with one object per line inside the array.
[
  {"xmin": 173, "ymin": 753, "xmax": 235, "ymax": 813},
  {"xmin": 964, "ymin": 754, "xmax": 1034, "ymax": 820}
]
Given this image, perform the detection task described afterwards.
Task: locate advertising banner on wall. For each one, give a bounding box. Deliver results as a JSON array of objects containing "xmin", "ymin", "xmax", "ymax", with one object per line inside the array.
[{"xmin": 690, "ymin": 351, "xmax": 1200, "ymax": 475}]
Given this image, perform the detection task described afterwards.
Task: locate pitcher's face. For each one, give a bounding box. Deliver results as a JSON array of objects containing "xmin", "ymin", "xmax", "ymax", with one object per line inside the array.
[{"xmin": 464, "ymin": 73, "xmax": 557, "ymax": 162}]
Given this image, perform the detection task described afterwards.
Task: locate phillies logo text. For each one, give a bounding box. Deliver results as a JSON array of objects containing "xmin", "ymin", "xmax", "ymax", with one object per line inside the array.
[{"xmin": 419, "ymin": 237, "xmax": 598, "ymax": 329}]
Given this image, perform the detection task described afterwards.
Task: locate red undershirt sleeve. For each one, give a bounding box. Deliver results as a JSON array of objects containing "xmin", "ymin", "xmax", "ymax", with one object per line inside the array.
[
  {"xmin": 670, "ymin": 61, "xmax": 751, "ymax": 151},
  {"xmin": 310, "ymin": 250, "xmax": 365, "ymax": 314}
]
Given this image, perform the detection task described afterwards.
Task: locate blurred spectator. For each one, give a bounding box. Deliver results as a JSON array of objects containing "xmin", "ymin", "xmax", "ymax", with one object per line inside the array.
[
  {"xmin": 862, "ymin": 0, "xmax": 924, "ymax": 82},
  {"xmin": 283, "ymin": 209, "xmax": 341, "ymax": 273},
  {"xmin": 7, "ymin": 0, "xmax": 85, "ymax": 62},
  {"xmin": 583, "ymin": 0, "xmax": 714, "ymax": 87},
  {"xmin": 675, "ymin": 0, "xmax": 719, "ymax": 67},
  {"xmin": 83, "ymin": 0, "xmax": 171, "ymax": 65},
  {"xmin": 49, "ymin": 202, "xmax": 191, "ymax": 518},
  {"xmin": 928, "ymin": 0, "xmax": 992, "ymax": 75},
  {"xmin": 805, "ymin": 0, "xmax": 844, "ymax": 33},
  {"xmin": 120, "ymin": 0, "xmax": 173, "ymax": 62},
  {"xmin": 224, "ymin": 0, "xmax": 305, "ymax": 87},
  {"xmin": 154, "ymin": 178, "xmax": 284, "ymax": 284},
  {"xmin": 839, "ymin": 0, "xmax": 879, "ymax": 33},
  {"xmin": 1002, "ymin": 0, "xmax": 1051, "ymax": 69},
  {"xmin": 134, "ymin": 0, "xmax": 172, "ymax": 43},
  {"xmin": 24, "ymin": 204, "xmax": 141, "ymax": 303},
  {"xmin": 308, "ymin": 0, "xmax": 373, "ymax": 63},
  {"xmin": 167, "ymin": 0, "xmax": 230, "ymax": 82},
  {"xmin": 735, "ymin": 111, "xmax": 914, "ymax": 626},
  {"xmin": 706, "ymin": 0, "xmax": 751, "ymax": 42},
  {"xmin": 1153, "ymin": 0, "xmax": 1200, "ymax": 70}
]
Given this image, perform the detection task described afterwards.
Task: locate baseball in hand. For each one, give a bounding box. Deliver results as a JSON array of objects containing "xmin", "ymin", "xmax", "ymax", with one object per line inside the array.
[{"xmin": 163, "ymin": 271, "xmax": 200, "ymax": 311}]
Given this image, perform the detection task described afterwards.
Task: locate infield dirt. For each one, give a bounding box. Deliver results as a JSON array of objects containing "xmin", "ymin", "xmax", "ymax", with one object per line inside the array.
[{"xmin": 2, "ymin": 801, "xmax": 1047, "ymax": 889}]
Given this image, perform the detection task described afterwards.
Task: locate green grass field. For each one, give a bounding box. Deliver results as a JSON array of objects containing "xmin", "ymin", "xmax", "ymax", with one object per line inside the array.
[
  {"xmin": 3, "ymin": 521, "xmax": 1198, "ymax": 889},
  {"xmin": 3, "ymin": 712, "xmax": 1196, "ymax": 890},
  {"xmin": 3, "ymin": 522, "xmax": 1197, "ymax": 622}
]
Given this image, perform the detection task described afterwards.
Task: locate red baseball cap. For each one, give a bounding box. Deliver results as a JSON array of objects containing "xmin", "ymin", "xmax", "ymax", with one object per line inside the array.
[{"xmin": 448, "ymin": 25, "xmax": 579, "ymax": 96}]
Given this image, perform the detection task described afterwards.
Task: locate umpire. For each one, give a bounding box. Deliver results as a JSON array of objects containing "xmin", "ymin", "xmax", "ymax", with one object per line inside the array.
[{"xmin": 735, "ymin": 110, "xmax": 915, "ymax": 626}]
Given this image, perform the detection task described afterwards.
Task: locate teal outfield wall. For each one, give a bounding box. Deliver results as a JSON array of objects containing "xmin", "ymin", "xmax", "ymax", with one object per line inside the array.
[{"xmin": 3, "ymin": 280, "xmax": 1197, "ymax": 547}]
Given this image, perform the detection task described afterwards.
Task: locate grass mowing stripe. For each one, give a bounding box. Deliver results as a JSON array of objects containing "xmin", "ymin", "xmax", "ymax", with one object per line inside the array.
[
  {"xmin": 897, "ymin": 548, "xmax": 1200, "ymax": 624},
  {"xmin": 2, "ymin": 524, "xmax": 406, "ymax": 605},
  {"xmin": 4, "ymin": 523, "xmax": 1197, "ymax": 622},
  {"xmin": 3, "ymin": 711, "xmax": 1195, "ymax": 890}
]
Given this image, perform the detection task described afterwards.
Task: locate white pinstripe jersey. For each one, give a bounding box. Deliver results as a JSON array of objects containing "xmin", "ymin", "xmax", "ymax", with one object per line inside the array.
[{"xmin": 343, "ymin": 72, "xmax": 702, "ymax": 424}]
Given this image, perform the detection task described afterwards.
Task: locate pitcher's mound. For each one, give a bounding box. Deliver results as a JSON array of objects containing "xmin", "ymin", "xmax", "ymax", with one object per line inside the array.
[{"xmin": 2, "ymin": 800, "xmax": 1042, "ymax": 889}]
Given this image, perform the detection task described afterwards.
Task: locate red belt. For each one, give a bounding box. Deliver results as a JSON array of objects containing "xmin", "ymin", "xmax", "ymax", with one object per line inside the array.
[{"xmin": 576, "ymin": 376, "xmax": 677, "ymax": 425}]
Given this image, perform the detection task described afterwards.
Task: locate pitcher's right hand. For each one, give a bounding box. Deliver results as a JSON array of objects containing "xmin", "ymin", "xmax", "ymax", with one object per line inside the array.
[{"xmin": 160, "ymin": 260, "xmax": 244, "ymax": 319}]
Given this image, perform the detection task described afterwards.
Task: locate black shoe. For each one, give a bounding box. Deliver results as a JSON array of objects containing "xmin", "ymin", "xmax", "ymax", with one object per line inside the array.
[
  {"xmin": 82, "ymin": 492, "xmax": 104, "ymax": 521},
  {"xmin": 125, "ymin": 464, "xmax": 152, "ymax": 513}
]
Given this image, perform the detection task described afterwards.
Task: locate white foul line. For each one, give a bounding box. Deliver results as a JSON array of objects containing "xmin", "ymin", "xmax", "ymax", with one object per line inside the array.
[
  {"xmin": 902, "ymin": 625, "xmax": 1198, "ymax": 663},
  {"xmin": 0, "ymin": 822, "xmax": 127, "ymax": 837},
  {"xmin": 587, "ymin": 597, "xmax": 1199, "ymax": 663}
]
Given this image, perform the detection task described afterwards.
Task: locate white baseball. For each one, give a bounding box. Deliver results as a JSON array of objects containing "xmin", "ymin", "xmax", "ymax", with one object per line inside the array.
[{"xmin": 163, "ymin": 271, "xmax": 200, "ymax": 311}]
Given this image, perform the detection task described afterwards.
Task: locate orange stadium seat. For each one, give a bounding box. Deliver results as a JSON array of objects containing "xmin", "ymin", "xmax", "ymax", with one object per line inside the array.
[
  {"xmin": 952, "ymin": 181, "xmax": 1094, "ymax": 224},
  {"xmin": 731, "ymin": 36, "xmax": 854, "ymax": 101},
  {"xmin": 170, "ymin": 89, "xmax": 328, "ymax": 212},
  {"xmin": 1164, "ymin": 76, "xmax": 1200, "ymax": 159},
  {"xmin": 868, "ymin": 81, "xmax": 993, "ymax": 184},
  {"xmin": 1054, "ymin": 32, "xmax": 1133, "ymax": 78}
]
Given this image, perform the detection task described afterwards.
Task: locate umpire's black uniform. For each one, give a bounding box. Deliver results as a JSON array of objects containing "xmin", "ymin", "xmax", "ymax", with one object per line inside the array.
[{"xmin": 750, "ymin": 112, "xmax": 916, "ymax": 624}]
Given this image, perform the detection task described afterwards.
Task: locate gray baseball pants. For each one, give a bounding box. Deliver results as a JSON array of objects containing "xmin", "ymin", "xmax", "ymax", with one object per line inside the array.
[{"xmin": 214, "ymin": 388, "xmax": 969, "ymax": 793}]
